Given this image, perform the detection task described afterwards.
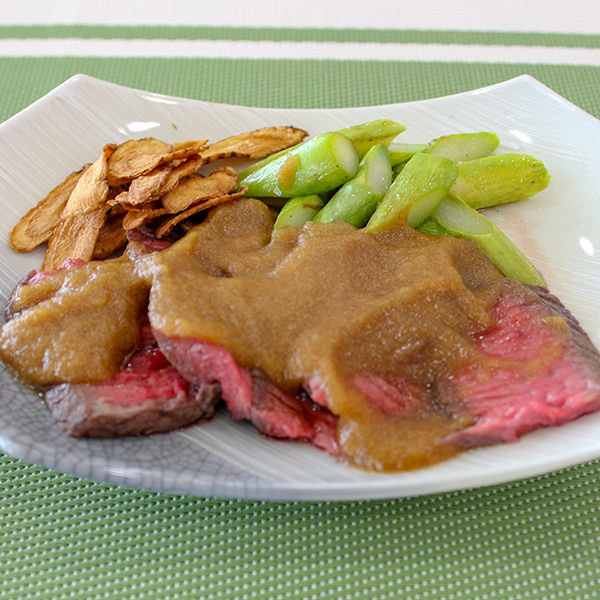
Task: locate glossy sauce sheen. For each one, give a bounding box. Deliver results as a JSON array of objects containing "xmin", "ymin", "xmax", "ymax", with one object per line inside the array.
[
  {"xmin": 0, "ymin": 260, "xmax": 149, "ymax": 386},
  {"xmin": 148, "ymin": 198, "xmax": 504, "ymax": 470}
]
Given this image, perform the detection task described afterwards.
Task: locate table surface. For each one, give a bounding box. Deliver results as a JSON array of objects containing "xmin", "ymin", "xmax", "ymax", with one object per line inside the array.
[{"xmin": 2, "ymin": 3, "xmax": 600, "ymax": 599}]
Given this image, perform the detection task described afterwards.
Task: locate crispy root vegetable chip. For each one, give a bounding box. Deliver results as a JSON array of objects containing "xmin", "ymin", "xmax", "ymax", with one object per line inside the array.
[
  {"xmin": 107, "ymin": 190, "xmax": 135, "ymax": 208},
  {"xmin": 171, "ymin": 140, "xmax": 209, "ymax": 153},
  {"xmin": 122, "ymin": 206, "xmax": 170, "ymax": 231},
  {"xmin": 62, "ymin": 145, "xmax": 114, "ymax": 218},
  {"xmin": 42, "ymin": 206, "xmax": 107, "ymax": 271},
  {"xmin": 158, "ymin": 155, "xmax": 206, "ymax": 196},
  {"xmin": 9, "ymin": 167, "xmax": 87, "ymax": 252},
  {"xmin": 160, "ymin": 167, "xmax": 239, "ymax": 213},
  {"xmin": 107, "ymin": 138, "xmax": 172, "ymax": 186},
  {"xmin": 107, "ymin": 138, "xmax": 208, "ymax": 186},
  {"xmin": 126, "ymin": 163, "xmax": 172, "ymax": 206},
  {"xmin": 121, "ymin": 166, "xmax": 239, "ymax": 231},
  {"xmin": 93, "ymin": 212, "xmax": 128, "ymax": 259},
  {"xmin": 155, "ymin": 186, "xmax": 248, "ymax": 238},
  {"xmin": 161, "ymin": 144, "xmax": 208, "ymax": 164},
  {"xmin": 199, "ymin": 126, "xmax": 308, "ymax": 163}
]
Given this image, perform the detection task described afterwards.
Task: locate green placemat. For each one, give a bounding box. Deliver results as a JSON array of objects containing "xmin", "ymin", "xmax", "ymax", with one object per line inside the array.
[{"xmin": 1, "ymin": 25, "xmax": 600, "ymax": 600}]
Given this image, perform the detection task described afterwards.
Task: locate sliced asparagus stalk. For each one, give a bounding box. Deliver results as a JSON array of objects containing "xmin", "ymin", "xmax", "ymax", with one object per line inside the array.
[
  {"xmin": 313, "ymin": 143, "xmax": 392, "ymax": 227},
  {"xmin": 451, "ymin": 153, "xmax": 551, "ymax": 209},
  {"xmin": 273, "ymin": 195, "xmax": 325, "ymax": 230},
  {"xmin": 337, "ymin": 119, "xmax": 406, "ymax": 158},
  {"xmin": 416, "ymin": 217, "xmax": 455, "ymax": 237},
  {"xmin": 237, "ymin": 144, "xmax": 301, "ymax": 181},
  {"xmin": 366, "ymin": 152, "xmax": 458, "ymax": 231},
  {"xmin": 240, "ymin": 132, "xmax": 359, "ymax": 198},
  {"xmin": 238, "ymin": 119, "xmax": 404, "ymax": 180},
  {"xmin": 389, "ymin": 143, "xmax": 429, "ymax": 166},
  {"xmin": 432, "ymin": 193, "xmax": 545, "ymax": 286},
  {"xmin": 392, "ymin": 161, "xmax": 407, "ymax": 179},
  {"xmin": 426, "ymin": 132, "xmax": 499, "ymax": 162}
]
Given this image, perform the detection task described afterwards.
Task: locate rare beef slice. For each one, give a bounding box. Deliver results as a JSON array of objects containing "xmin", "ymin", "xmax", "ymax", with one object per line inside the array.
[
  {"xmin": 46, "ymin": 323, "xmax": 221, "ymax": 437},
  {"xmin": 0, "ymin": 256, "xmax": 221, "ymax": 437},
  {"xmin": 440, "ymin": 281, "xmax": 600, "ymax": 446},
  {"xmin": 154, "ymin": 333, "xmax": 340, "ymax": 454}
]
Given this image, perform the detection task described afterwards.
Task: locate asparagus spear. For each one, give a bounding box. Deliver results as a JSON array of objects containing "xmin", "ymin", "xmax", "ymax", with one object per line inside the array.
[
  {"xmin": 389, "ymin": 143, "xmax": 429, "ymax": 166},
  {"xmin": 426, "ymin": 132, "xmax": 499, "ymax": 162},
  {"xmin": 451, "ymin": 153, "xmax": 551, "ymax": 209},
  {"xmin": 366, "ymin": 152, "xmax": 458, "ymax": 231},
  {"xmin": 238, "ymin": 119, "xmax": 404, "ymax": 180},
  {"xmin": 416, "ymin": 217, "xmax": 455, "ymax": 237},
  {"xmin": 273, "ymin": 195, "xmax": 325, "ymax": 230},
  {"xmin": 240, "ymin": 132, "xmax": 359, "ymax": 198},
  {"xmin": 337, "ymin": 119, "xmax": 406, "ymax": 158},
  {"xmin": 312, "ymin": 143, "xmax": 392, "ymax": 227},
  {"xmin": 432, "ymin": 193, "xmax": 545, "ymax": 286},
  {"xmin": 237, "ymin": 143, "xmax": 301, "ymax": 181},
  {"xmin": 388, "ymin": 132, "xmax": 497, "ymax": 168}
]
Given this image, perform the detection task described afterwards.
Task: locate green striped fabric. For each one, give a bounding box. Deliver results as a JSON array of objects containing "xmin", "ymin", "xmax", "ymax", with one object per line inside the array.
[
  {"xmin": 1, "ymin": 24, "xmax": 600, "ymax": 48},
  {"xmin": 1, "ymin": 25, "xmax": 600, "ymax": 600},
  {"xmin": 2, "ymin": 58, "xmax": 599, "ymax": 122}
]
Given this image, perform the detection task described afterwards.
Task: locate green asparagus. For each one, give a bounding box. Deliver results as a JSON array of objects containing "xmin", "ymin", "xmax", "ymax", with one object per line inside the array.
[
  {"xmin": 416, "ymin": 217, "xmax": 455, "ymax": 237},
  {"xmin": 240, "ymin": 132, "xmax": 359, "ymax": 198},
  {"xmin": 426, "ymin": 132, "xmax": 499, "ymax": 162},
  {"xmin": 432, "ymin": 193, "xmax": 545, "ymax": 286},
  {"xmin": 273, "ymin": 195, "xmax": 325, "ymax": 230},
  {"xmin": 337, "ymin": 119, "xmax": 406, "ymax": 158},
  {"xmin": 366, "ymin": 152, "xmax": 458, "ymax": 231},
  {"xmin": 238, "ymin": 119, "xmax": 404, "ymax": 180},
  {"xmin": 389, "ymin": 143, "xmax": 429, "ymax": 166},
  {"xmin": 312, "ymin": 143, "xmax": 392, "ymax": 227},
  {"xmin": 451, "ymin": 153, "xmax": 551, "ymax": 209}
]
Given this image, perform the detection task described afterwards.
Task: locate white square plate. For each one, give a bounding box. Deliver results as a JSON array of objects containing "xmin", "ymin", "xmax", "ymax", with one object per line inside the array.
[{"xmin": 1, "ymin": 74, "xmax": 599, "ymax": 500}]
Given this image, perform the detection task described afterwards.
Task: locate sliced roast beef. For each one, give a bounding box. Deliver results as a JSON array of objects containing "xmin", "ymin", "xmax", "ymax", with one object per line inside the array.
[
  {"xmin": 440, "ymin": 281, "xmax": 600, "ymax": 446},
  {"xmin": 336, "ymin": 279, "xmax": 600, "ymax": 449},
  {"xmin": 154, "ymin": 333, "xmax": 340, "ymax": 456},
  {"xmin": 45, "ymin": 325, "xmax": 221, "ymax": 437}
]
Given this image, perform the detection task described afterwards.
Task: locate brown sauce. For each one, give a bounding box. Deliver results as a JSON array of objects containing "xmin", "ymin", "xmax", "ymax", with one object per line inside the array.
[
  {"xmin": 148, "ymin": 198, "xmax": 505, "ymax": 471},
  {"xmin": 0, "ymin": 259, "xmax": 149, "ymax": 386}
]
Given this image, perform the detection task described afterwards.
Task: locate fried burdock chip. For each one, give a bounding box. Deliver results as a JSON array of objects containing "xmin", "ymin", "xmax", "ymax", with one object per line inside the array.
[
  {"xmin": 122, "ymin": 167, "xmax": 239, "ymax": 230},
  {"xmin": 61, "ymin": 145, "xmax": 115, "ymax": 218},
  {"xmin": 92, "ymin": 211, "xmax": 128, "ymax": 260},
  {"xmin": 171, "ymin": 139, "xmax": 210, "ymax": 153},
  {"xmin": 13, "ymin": 126, "xmax": 306, "ymax": 270},
  {"xmin": 107, "ymin": 138, "xmax": 172, "ymax": 187},
  {"xmin": 107, "ymin": 138, "xmax": 208, "ymax": 187},
  {"xmin": 122, "ymin": 206, "xmax": 170, "ymax": 231},
  {"xmin": 155, "ymin": 186, "xmax": 248, "ymax": 238},
  {"xmin": 125, "ymin": 163, "xmax": 172, "ymax": 206},
  {"xmin": 198, "ymin": 126, "xmax": 308, "ymax": 163},
  {"xmin": 158, "ymin": 155, "xmax": 206, "ymax": 197},
  {"xmin": 160, "ymin": 167, "xmax": 239, "ymax": 213},
  {"xmin": 9, "ymin": 167, "xmax": 88, "ymax": 252},
  {"xmin": 42, "ymin": 206, "xmax": 107, "ymax": 272}
]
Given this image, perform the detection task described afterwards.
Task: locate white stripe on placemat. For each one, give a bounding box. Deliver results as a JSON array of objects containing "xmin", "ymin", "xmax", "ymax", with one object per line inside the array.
[{"xmin": 0, "ymin": 38, "xmax": 599, "ymax": 65}]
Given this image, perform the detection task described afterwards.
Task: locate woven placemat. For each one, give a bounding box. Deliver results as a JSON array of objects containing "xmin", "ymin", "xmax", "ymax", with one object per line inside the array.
[{"xmin": 1, "ymin": 26, "xmax": 600, "ymax": 599}]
